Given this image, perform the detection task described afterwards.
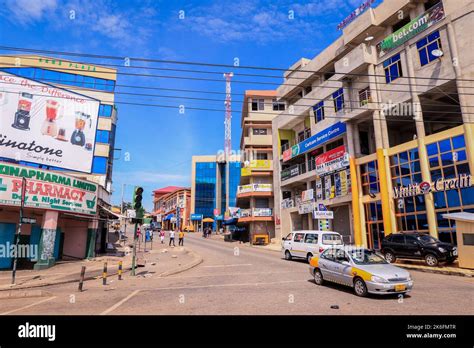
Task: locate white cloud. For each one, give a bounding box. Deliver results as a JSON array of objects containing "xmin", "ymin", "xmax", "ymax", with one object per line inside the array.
[
  {"xmin": 2, "ymin": 0, "xmax": 58, "ymax": 25},
  {"xmin": 114, "ymin": 170, "xmax": 189, "ymax": 185}
]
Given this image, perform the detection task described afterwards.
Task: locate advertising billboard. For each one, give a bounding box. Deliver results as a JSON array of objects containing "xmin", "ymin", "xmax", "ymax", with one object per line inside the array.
[
  {"xmin": 0, "ymin": 72, "xmax": 100, "ymax": 173},
  {"xmin": 315, "ymin": 145, "xmax": 350, "ymax": 176},
  {"xmin": 376, "ymin": 1, "xmax": 445, "ymax": 57},
  {"xmin": 0, "ymin": 162, "xmax": 98, "ymax": 215}
]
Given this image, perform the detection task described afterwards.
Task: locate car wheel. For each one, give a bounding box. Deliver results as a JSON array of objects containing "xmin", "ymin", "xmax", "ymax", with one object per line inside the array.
[
  {"xmin": 353, "ymin": 278, "xmax": 368, "ymax": 297},
  {"xmin": 425, "ymin": 254, "xmax": 439, "ymax": 267},
  {"xmin": 307, "ymin": 253, "xmax": 313, "ymax": 264},
  {"xmin": 384, "ymin": 251, "xmax": 396, "ymax": 263},
  {"xmin": 284, "ymin": 250, "xmax": 292, "ymax": 261},
  {"xmin": 313, "ymin": 269, "xmax": 324, "ymax": 285}
]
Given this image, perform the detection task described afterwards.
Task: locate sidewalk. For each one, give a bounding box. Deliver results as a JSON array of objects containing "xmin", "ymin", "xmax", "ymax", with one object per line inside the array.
[
  {"xmin": 0, "ymin": 239, "xmax": 202, "ymax": 292},
  {"xmin": 205, "ymin": 233, "xmax": 473, "ymax": 277}
]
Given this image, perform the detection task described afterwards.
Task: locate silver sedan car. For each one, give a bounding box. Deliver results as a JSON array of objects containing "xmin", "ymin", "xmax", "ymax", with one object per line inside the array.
[{"xmin": 309, "ymin": 246, "xmax": 414, "ymax": 297}]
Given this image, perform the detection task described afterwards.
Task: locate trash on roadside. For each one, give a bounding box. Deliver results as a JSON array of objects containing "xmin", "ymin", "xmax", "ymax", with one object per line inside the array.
[
  {"xmin": 330, "ymin": 305, "xmax": 339, "ymax": 310},
  {"xmin": 171, "ymin": 255, "xmax": 178, "ymax": 258}
]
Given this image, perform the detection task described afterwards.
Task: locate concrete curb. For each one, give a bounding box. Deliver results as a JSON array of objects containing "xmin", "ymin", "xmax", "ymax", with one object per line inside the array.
[
  {"xmin": 397, "ymin": 264, "xmax": 474, "ymax": 277},
  {"xmin": 0, "ymin": 290, "xmax": 53, "ymax": 300},
  {"xmin": 0, "ymin": 248, "xmax": 203, "ymax": 293},
  {"xmin": 158, "ymin": 248, "xmax": 203, "ymax": 277}
]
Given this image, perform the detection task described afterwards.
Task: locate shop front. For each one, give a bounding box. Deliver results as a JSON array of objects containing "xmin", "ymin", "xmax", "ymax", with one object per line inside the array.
[
  {"xmin": 0, "ymin": 162, "xmax": 99, "ymax": 269},
  {"xmin": 355, "ymin": 126, "xmax": 474, "ymax": 248}
]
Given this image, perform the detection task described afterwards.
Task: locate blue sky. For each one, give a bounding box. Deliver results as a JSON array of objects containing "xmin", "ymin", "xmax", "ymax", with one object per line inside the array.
[{"xmin": 0, "ymin": 0, "xmax": 382, "ymax": 210}]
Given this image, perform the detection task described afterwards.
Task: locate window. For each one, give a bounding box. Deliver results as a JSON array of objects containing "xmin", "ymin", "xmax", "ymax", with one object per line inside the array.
[
  {"xmin": 392, "ymin": 16, "xmax": 411, "ymax": 32},
  {"xmin": 391, "ymin": 234, "xmax": 405, "ymax": 244},
  {"xmin": 424, "ymin": 0, "xmax": 440, "ymax": 11},
  {"xmin": 256, "ymin": 152, "xmax": 268, "ymax": 160},
  {"xmin": 253, "ymin": 128, "xmax": 267, "ymax": 135},
  {"xmin": 332, "ymin": 88, "xmax": 344, "ymax": 112},
  {"xmin": 294, "ymin": 233, "xmax": 305, "ymax": 242},
  {"xmin": 322, "ymin": 234, "xmax": 343, "ymax": 245},
  {"xmin": 298, "ymin": 129, "xmax": 311, "ymax": 142},
  {"xmin": 326, "ymin": 138, "xmax": 344, "ymax": 151},
  {"xmin": 304, "ymin": 233, "xmax": 318, "ymax": 244},
  {"xmin": 99, "ymin": 104, "xmax": 113, "ymax": 117},
  {"xmin": 95, "ymin": 130, "xmax": 110, "ymax": 143},
  {"xmin": 360, "ymin": 160, "xmax": 380, "ymax": 195},
  {"xmin": 272, "ymin": 99, "xmax": 285, "ymax": 111},
  {"xmin": 358, "ymin": 87, "xmax": 371, "ymax": 106},
  {"xmin": 417, "ymin": 31, "xmax": 442, "ymax": 67},
  {"xmin": 313, "ymin": 101, "xmax": 325, "ymax": 123},
  {"xmin": 251, "ymin": 98, "xmax": 264, "ymax": 111},
  {"xmin": 383, "ymin": 53, "xmax": 403, "ymax": 83},
  {"xmin": 321, "ymin": 248, "xmax": 336, "ymax": 260},
  {"xmin": 284, "ymin": 233, "xmax": 293, "ymax": 241}
]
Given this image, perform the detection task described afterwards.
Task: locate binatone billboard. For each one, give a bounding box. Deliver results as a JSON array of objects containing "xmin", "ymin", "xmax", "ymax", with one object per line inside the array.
[{"xmin": 0, "ymin": 72, "xmax": 100, "ymax": 173}]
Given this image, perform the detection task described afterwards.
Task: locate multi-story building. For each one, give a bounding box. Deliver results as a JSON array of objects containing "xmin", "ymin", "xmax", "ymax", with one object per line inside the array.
[
  {"xmin": 152, "ymin": 186, "xmax": 191, "ymax": 231},
  {"xmin": 273, "ymin": 0, "xmax": 474, "ymax": 249},
  {"xmin": 0, "ymin": 55, "xmax": 118, "ymax": 269},
  {"xmin": 237, "ymin": 90, "xmax": 283, "ymax": 244},
  {"xmin": 190, "ymin": 154, "xmax": 241, "ymax": 232}
]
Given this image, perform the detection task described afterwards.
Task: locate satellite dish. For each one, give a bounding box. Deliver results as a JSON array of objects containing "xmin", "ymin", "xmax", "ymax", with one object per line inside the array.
[{"xmin": 431, "ymin": 49, "xmax": 444, "ymax": 57}]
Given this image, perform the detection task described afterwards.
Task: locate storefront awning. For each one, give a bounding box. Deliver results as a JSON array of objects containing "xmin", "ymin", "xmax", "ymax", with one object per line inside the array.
[
  {"xmin": 223, "ymin": 218, "xmax": 238, "ymax": 226},
  {"xmin": 202, "ymin": 217, "xmax": 214, "ymax": 223},
  {"xmin": 99, "ymin": 205, "xmax": 124, "ymax": 220},
  {"xmin": 163, "ymin": 213, "xmax": 175, "ymax": 221}
]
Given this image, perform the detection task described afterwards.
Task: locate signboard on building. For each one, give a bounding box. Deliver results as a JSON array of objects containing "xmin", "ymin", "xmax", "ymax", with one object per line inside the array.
[
  {"xmin": 0, "ymin": 162, "xmax": 98, "ymax": 215},
  {"xmin": 377, "ymin": 1, "xmax": 445, "ymax": 57},
  {"xmin": 337, "ymin": 0, "xmax": 375, "ymax": 30},
  {"xmin": 281, "ymin": 198, "xmax": 294, "ymax": 209},
  {"xmin": 283, "ymin": 122, "xmax": 346, "ymax": 162},
  {"xmin": 241, "ymin": 160, "xmax": 272, "ymax": 176},
  {"xmin": 253, "ymin": 208, "xmax": 272, "ymax": 217},
  {"xmin": 0, "ymin": 72, "xmax": 101, "ymax": 173},
  {"xmin": 392, "ymin": 174, "xmax": 473, "ymax": 199},
  {"xmin": 190, "ymin": 213, "xmax": 203, "ymax": 221},
  {"xmin": 313, "ymin": 210, "xmax": 334, "ymax": 219},
  {"xmin": 301, "ymin": 189, "xmax": 314, "ymax": 202},
  {"xmin": 298, "ymin": 201, "xmax": 314, "ymax": 215},
  {"xmin": 315, "ymin": 145, "xmax": 350, "ymax": 176},
  {"xmin": 281, "ymin": 165, "xmax": 300, "ymax": 181}
]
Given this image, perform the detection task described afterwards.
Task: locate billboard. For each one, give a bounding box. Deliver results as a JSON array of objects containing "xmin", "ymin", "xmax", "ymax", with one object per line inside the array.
[
  {"xmin": 0, "ymin": 72, "xmax": 100, "ymax": 173},
  {"xmin": 376, "ymin": 1, "xmax": 445, "ymax": 57},
  {"xmin": 315, "ymin": 145, "xmax": 350, "ymax": 176},
  {"xmin": 0, "ymin": 162, "xmax": 98, "ymax": 215}
]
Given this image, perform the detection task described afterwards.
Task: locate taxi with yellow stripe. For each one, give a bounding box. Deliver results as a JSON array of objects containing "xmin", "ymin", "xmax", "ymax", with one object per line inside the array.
[{"xmin": 309, "ymin": 246, "xmax": 414, "ymax": 297}]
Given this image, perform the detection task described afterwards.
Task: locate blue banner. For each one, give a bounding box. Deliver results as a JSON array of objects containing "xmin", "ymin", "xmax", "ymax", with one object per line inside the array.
[{"xmin": 190, "ymin": 214, "xmax": 203, "ymax": 221}]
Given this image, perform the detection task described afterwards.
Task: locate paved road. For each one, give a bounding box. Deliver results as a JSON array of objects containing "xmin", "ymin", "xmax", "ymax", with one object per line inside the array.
[{"xmin": 1, "ymin": 233, "xmax": 473, "ymax": 315}]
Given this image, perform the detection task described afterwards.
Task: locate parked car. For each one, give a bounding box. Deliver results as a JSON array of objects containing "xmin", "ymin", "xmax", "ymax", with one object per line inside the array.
[
  {"xmin": 309, "ymin": 246, "xmax": 414, "ymax": 297},
  {"xmin": 381, "ymin": 233, "xmax": 458, "ymax": 267},
  {"xmin": 282, "ymin": 230, "xmax": 343, "ymax": 263}
]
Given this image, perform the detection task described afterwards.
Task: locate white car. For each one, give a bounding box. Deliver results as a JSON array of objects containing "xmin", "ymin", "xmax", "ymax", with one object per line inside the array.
[{"xmin": 282, "ymin": 230, "xmax": 343, "ymax": 263}]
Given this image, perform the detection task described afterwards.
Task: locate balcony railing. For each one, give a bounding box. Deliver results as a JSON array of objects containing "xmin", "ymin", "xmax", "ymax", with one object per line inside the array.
[{"xmin": 281, "ymin": 162, "xmax": 306, "ymax": 181}]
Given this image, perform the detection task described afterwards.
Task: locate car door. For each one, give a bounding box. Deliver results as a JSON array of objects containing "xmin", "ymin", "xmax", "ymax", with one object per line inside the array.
[
  {"xmin": 319, "ymin": 249, "xmax": 339, "ymax": 282},
  {"xmin": 390, "ymin": 234, "xmax": 405, "ymax": 257},
  {"xmin": 403, "ymin": 235, "xmax": 422, "ymax": 259},
  {"xmin": 283, "ymin": 232, "xmax": 293, "ymax": 252},
  {"xmin": 335, "ymin": 249, "xmax": 353, "ymax": 286},
  {"xmin": 292, "ymin": 232, "xmax": 306, "ymax": 258},
  {"xmin": 304, "ymin": 233, "xmax": 319, "ymax": 257}
]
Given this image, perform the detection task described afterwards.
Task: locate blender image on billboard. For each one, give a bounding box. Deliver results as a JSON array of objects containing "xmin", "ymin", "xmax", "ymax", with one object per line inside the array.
[
  {"xmin": 12, "ymin": 92, "xmax": 34, "ymax": 130},
  {"xmin": 41, "ymin": 99, "xmax": 62, "ymax": 138},
  {"xmin": 71, "ymin": 111, "xmax": 91, "ymax": 147}
]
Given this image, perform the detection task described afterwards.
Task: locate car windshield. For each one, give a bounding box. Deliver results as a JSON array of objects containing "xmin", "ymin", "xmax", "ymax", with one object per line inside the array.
[
  {"xmin": 322, "ymin": 234, "xmax": 343, "ymax": 245},
  {"xmin": 349, "ymin": 249, "xmax": 387, "ymax": 265},
  {"xmin": 417, "ymin": 235, "xmax": 439, "ymax": 244}
]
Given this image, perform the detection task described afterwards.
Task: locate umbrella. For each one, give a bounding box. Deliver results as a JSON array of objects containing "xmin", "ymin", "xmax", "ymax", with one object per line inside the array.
[{"xmin": 202, "ymin": 218, "xmax": 214, "ymax": 223}]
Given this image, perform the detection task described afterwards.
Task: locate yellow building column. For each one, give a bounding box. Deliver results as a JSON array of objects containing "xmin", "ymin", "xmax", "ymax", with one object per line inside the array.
[
  {"xmin": 376, "ymin": 149, "xmax": 393, "ymax": 236},
  {"xmin": 350, "ymin": 157, "xmax": 363, "ymax": 246}
]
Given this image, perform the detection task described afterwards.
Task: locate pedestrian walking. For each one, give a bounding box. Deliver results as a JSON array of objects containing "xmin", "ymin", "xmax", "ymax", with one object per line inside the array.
[
  {"xmin": 178, "ymin": 230, "xmax": 184, "ymax": 246},
  {"xmin": 160, "ymin": 230, "xmax": 165, "ymax": 244},
  {"xmin": 169, "ymin": 229, "xmax": 176, "ymax": 247}
]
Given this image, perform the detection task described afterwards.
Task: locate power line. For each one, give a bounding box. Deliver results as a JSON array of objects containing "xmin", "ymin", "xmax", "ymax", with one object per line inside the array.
[
  {"xmin": 0, "ymin": 75, "xmax": 471, "ymax": 112},
  {"xmin": 1, "ymin": 62, "xmax": 473, "ymax": 96},
  {"xmin": 0, "ymin": 86, "xmax": 469, "ymax": 121},
  {"xmin": 2, "ymin": 45, "xmax": 474, "ymax": 83}
]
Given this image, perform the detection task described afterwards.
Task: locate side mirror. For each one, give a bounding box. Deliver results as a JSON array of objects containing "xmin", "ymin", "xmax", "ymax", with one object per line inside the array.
[{"xmin": 282, "ymin": 237, "xmax": 286, "ymax": 241}]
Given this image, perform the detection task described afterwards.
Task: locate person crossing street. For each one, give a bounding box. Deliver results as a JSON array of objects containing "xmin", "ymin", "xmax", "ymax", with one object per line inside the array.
[
  {"xmin": 169, "ymin": 229, "xmax": 176, "ymax": 247},
  {"xmin": 178, "ymin": 230, "xmax": 184, "ymax": 246}
]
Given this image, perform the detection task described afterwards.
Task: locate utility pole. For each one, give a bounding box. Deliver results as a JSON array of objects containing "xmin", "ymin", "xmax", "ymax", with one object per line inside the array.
[
  {"xmin": 223, "ymin": 73, "xmax": 233, "ymax": 233},
  {"xmin": 12, "ymin": 177, "xmax": 26, "ymax": 285}
]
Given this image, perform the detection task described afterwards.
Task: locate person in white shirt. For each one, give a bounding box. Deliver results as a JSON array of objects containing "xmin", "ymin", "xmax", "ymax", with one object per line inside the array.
[{"xmin": 169, "ymin": 229, "xmax": 176, "ymax": 247}]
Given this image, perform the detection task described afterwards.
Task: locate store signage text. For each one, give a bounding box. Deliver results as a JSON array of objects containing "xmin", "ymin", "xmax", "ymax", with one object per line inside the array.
[
  {"xmin": 0, "ymin": 163, "xmax": 98, "ymax": 215},
  {"xmin": 315, "ymin": 145, "xmax": 350, "ymax": 176},
  {"xmin": 337, "ymin": 0, "xmax": 375, "ymax": 30},
  {"xmin": 377, "ymin": 2, "xmax": 445, "ymax": 57},
  {"xmin": 313, "ymin": 210, "xmax": 334, "ymax": 219},
  {"xmin": 283, "ymin": 122, "xmax": 346, "ymax": 162},
  {"xmin": 393, "ymin": 174, "xmax": 472, "ymax": 198}
]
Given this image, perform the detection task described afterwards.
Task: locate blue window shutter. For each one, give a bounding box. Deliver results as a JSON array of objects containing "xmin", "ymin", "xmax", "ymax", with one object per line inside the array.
[
  {"xmin": 419, "ymin": 49, "xmax": 429, "ymax": 66},
  {"xmin": 92, "ymin": 157, "xmax": 107, "ymax": 174}
]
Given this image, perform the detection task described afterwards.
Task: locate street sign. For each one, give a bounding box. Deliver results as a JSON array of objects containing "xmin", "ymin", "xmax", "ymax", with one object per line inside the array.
[
  {"xmin": 126, "ymin": 209, "xmax": 136, "ymax": 218},
  {"xmin": 21, "ymin": 217, "xmax": 36, "ymax": 224}
]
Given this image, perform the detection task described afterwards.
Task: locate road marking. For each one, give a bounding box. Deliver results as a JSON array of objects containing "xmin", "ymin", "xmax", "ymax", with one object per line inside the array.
[
  {"xmin": 0, "ymin": 296, "xmax": 57, "ymax": 315},
  {"xmin": 100, "ymin": 290, "xmax": 141, "ymax": 315},
  {"xmin": 141, "ymin": 279, "xmax": 308, "ymax": 292},
  {"xmin": 165, "ymin": 270, "xmax": 299, "ymax": 279},
  {"xmin": 202, "ymin": 263, "xmax": 252, "ymax": 268}
]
